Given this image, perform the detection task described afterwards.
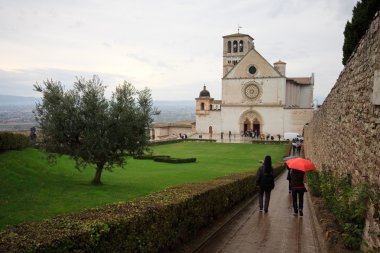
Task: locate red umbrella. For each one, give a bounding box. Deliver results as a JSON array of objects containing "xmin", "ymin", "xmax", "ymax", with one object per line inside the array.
[{"xmin": 285, "ymin": 158, "xmax": 316, "ymax": 172}]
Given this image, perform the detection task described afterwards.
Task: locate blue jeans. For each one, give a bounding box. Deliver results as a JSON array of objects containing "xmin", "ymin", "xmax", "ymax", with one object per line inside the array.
[
  {"xmin": 259, "ymin": 189, "xmax": 271, "ymax": 211},
  {"xmin": 292, "ymin": 189, "xmax": 304, "ymax": 211}
]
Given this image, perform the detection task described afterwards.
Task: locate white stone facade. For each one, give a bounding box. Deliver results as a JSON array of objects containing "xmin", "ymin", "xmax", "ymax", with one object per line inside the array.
[{"xmin": 195, "ymin": 32, "xmax": 314, "ymax": 138}]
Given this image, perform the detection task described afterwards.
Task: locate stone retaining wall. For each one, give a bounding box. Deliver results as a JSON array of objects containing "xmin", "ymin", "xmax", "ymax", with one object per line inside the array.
[{"xmin": 304, "ymin": 12, "xmax": 380, "ymax": 251}]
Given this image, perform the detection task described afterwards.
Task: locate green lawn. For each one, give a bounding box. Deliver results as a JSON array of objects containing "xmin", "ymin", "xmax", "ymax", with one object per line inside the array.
[{"xmin": 0, "ymin": 142, "xmax": 287, "ymax": 229}]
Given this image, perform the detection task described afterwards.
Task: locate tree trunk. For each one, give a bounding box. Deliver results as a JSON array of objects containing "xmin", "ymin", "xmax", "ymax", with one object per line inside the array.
[{"xmin": 92, "ymin": 163, "xmax": 104, "ymax": 185}]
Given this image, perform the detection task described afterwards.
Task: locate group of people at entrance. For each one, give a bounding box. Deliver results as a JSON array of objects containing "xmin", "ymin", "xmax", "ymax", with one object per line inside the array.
[{"xmin": 255, "ymin": 155, "xmax": 306, "ymax": 216}]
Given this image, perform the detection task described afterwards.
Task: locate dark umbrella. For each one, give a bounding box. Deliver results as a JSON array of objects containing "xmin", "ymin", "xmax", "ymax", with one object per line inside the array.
[
  {"xmin": 285, "ymin": 158, "xmax": 316, "ymax": 172},
  {"xmin": 283, "ymin": 155, "xmax": 300, "ymax": 161}
]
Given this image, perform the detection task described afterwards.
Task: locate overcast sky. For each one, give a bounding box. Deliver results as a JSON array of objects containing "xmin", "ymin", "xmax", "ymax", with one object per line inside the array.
[{"xmin": 0, "ymin": 0, "xmax": 357, "ymax": 103}]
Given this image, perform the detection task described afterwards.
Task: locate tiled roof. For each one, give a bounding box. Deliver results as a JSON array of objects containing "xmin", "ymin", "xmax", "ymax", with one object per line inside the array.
[
  {"xmin": 287, "ymin": 77, "xmax": 311, "ymax": 85},
  {"xmin": 223, "ymin": 33, "xmax": 254, "ymax": 40},
  {"xmin": 152, "ymin": 121, "xmax": 193, "ymax": 128}
]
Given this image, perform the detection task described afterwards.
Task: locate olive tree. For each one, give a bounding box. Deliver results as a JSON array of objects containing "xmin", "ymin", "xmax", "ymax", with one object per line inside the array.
[{"xmin": 34, "ymin": 76, "xmax": 157, "ymax": 185}]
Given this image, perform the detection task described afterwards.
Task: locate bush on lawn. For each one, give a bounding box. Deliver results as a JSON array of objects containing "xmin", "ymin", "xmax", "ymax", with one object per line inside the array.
[
  {"xmin": 133, "ymin": 155, "xmax": 171, "ymax": 160},
  {"xmin": 153, "ymin": 157, "xmax": 196, "ymax": 163},
  {"xmin": 0, "ymin": 132, "xmax": 30, "ymax": 151}
]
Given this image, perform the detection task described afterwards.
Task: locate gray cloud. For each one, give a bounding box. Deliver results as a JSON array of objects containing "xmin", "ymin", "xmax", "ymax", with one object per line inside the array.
[
  {"xmin": 0, "ymin": 68, "xmax": 134, "ymax": 98},
  {"xmin": 0, "ymin": 0, "xmax": 359, "ymax": 101}
]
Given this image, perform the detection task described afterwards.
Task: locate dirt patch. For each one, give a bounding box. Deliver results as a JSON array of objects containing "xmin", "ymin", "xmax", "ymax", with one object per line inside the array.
[{"xmin": 310, "ymin": 195, "xmax": 358, "ymax": 253}]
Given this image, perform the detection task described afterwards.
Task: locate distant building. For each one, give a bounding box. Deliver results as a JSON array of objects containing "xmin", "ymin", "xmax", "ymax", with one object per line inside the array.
[
  {"xmin": 150, "ymin": 121, "xmax": 194, "ymax": 140},
  {"xmin": 195, "ymin": 32, "xmax": 314, "ymax": 137}
]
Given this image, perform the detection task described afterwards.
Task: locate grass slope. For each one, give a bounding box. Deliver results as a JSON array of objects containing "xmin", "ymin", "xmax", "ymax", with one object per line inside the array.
[{"xmin": 0, "ymin": 142, "xmax": 287, "ymax": 229}]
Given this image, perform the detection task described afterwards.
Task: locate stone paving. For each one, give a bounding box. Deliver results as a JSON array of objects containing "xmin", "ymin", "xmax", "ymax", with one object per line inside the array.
[{"xmin": 180, "ymin": 172, "xmax": 327, "ymax": 253}]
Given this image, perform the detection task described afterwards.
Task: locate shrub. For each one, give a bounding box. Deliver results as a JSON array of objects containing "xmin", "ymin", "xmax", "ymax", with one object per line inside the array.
[
  {"xmin": 150, "ymin": 139, "xmax": 183, "ymax": 146},
  {"xmin": 0, "ymin": 172, "xmax": 257, "ymax": 252},
  {"xmin": 306, "ymin": 170, "xmax": 321, "ymax": 197},
  {"xmin": 133, "ymin": 155, "xmax": 196, "ymax": 163},
  {"xmin": 133, "ymin": 155, "xmax": 171, "ymax": 160},
  {"xmin": 153, "ymin": 157, "xmax": 196, "ymax": 163},
  {"xmin": 184, "ymin": 139, "xmax": 216, "ymax": 142},
  {"xmin": 0, "ymin": 132, "xmax": 30, "ymax": 151},
  {"xmin": 309, "ymin": 170, "xmax": 370, "ymax": 249},
  {"xmin": 0, "ymin": 164, "xmax": 285, "ymax": 252}
]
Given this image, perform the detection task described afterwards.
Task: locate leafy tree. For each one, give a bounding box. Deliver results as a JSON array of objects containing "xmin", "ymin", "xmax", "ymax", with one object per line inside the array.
[
  {"xmin": 342, "ymin": 0, "xmax": 380, "ymax": 65},
  {"xmin": 34, "ymin": 76, "xmax": 157, "ymax": 185}
]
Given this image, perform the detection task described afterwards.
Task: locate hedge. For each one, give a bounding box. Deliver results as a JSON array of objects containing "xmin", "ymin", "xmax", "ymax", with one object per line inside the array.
[
  {"xmin": 153, "ymin": 157, "xmax": 196, "ymax": 163},
  {"xmin": 149, "ymin": 138, "xmax": 216, "ymax": 146},
  {"xmin": 0, "ymin": 165, "xmax": 285, "ymax": 253},
  {"xmin": 133, "ymin": 155, "xmax": 171, "ymax": 160},
  {"xmin": 0, "ymin": 132, "xmax": 30, "ymax": 151},
  {"xmin": 183, "ymin": 138, "xmax": 216, "ymax": 142},
  {"xmin": 251, "ymin": 140, "xmax": 290, "ymax": 145},
  {"xmin": 133, "ymin": 155, "xmax": 196, "ymax": 163}
]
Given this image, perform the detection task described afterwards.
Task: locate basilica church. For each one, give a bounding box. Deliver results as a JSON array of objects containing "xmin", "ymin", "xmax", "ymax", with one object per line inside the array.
[{"xmin": 195, "ymin": 32, "xmax": 314, "ymax": 138}]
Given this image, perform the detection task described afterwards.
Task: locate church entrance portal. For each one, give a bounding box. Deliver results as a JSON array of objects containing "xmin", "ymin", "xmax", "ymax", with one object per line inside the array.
[
  {"xmin": 253, "ymin": 124, "xmax": 260, "ymax": 136},
  {"xmin": 243, "ymin": 119, "xmax": 250, "ymax": 133},
  {"xmin": 239, "ymin": 110, "xmax": 262, "ymax": 137}
]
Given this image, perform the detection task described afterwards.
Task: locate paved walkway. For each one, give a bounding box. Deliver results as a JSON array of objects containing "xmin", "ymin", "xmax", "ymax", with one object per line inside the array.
[{"xmin": 187, "ymin": 172, "xmax": 327, "ymax": 253}]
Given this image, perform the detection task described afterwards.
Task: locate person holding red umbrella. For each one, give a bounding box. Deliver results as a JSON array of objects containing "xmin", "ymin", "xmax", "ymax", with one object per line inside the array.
[
  {"xmin": 286, "ymin": 158, "xmax": 316, "ymax": 216},
  {"xmin": 289, "ymin": 169, "xmax": 307, "ymax": 216}
]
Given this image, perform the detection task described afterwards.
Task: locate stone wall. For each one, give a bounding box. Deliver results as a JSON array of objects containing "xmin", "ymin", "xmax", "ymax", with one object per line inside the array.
[{"xmin": 303, "ymin": 12, "xmax": 380, "ymax": 251}]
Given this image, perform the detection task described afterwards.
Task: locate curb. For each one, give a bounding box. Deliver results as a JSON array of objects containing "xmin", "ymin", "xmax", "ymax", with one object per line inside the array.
[{"xmin": 306, "ymin": 185, "xmax": 328, "ymax": 253}]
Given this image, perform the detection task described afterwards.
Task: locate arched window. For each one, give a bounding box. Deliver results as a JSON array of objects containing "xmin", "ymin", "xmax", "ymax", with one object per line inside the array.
[
  {"xmin": 201, "ymin": 102, "xmax": 205, "ymax": 110},
  {"xmin": 239, "ymin": 40, "xmax": 244, "ymax": 52},
  {"xmin": 227, "ymin": 41, "xmax": 231, "ymax": 53},
  {"xmin": 209, "ymin": 104, "xmax": 212, "ymax": 110},
  {"xmin": 233, "ymin": 41, "xmax": 238, "ymax": 52}
]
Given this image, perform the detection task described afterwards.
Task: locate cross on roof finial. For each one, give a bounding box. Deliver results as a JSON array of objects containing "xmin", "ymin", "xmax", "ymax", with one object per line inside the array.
[{"xmin": 238, "ymin": 25, "xmax": 242, "ymax": 33}]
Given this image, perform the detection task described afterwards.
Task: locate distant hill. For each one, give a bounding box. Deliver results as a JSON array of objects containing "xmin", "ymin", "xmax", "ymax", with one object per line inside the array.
[
  {"xmin": 0, "ymin": 94, "xmax": 40, "ymax": 106},
  {"xmin": 0, "ymin": 96, "xmax": 195, "ymax": 131},
  {"xmin": 153, "ymin": 101, "xmax": 195, "ymax": 122}
]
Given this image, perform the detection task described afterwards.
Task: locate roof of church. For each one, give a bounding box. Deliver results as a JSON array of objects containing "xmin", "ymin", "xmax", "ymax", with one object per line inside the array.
[
  {"xmin": 199, "ymin": 85, "xmax": 210, "ymax": 97},
  {"xmin": 223, "ymin": 33, "xmax": 254, "ymax": 40},
  {"xmin": 287, "ymin": 77, "xmax": 312, "ymax": 85},
  {"xmin": 152, "ymin": 121, "xmax": 193, "ymax": 128},
  {"xmin": 274, "ymin": 60, "xmax": 286, "ymax": 64}
]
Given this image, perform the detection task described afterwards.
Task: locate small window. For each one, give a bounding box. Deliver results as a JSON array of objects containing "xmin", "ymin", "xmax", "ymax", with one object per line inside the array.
[
  {"xmin": 233, "ymin": 41, "xmax": 238, "ymax": 52},
  {"xmin": 248, "ymin": 66, "xmax": 257, "ymax": 75},
  {"xmin": 239, "ymin": 40, "xmax": 244, "ymax": 52},
  {"xmin": 209, "ymin": 104, "xmax": 212, "ymax": 110},
  {"xmin": 201, "ymin": 102, "xmax": 205, "ymax": 110},
  {"xmin": 227, "ymin": 41, "xmax": 231, "ymax": 53}
]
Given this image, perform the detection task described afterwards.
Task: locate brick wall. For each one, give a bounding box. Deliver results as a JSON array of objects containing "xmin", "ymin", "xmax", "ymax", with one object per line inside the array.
[{"xmin": 304, "ymin": 12, "xmax": 380, "ymax": 251}]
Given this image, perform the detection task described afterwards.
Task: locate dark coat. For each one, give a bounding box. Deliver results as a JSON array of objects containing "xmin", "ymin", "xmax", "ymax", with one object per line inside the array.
[
  {"xmin": 256, "ymin": 165, "xmax": 275, "ymax": 191},
  {"xmin": 290, "ymin": 169, "xmax": 306, "ymax": 190}
]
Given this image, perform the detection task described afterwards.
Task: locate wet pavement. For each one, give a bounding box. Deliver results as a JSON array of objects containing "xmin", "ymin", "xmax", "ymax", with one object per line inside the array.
[{"xmin": 182, "ymin": 172, "xmax": 327, "ymax": 253}]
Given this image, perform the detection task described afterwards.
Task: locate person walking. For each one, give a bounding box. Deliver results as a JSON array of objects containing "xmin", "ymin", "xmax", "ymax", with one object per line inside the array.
[
  {"xmin": 290, "ymin": 169, "xmax": 307, "ymax": 216},
  {"xmin": 256, "ymin": 155, "xmax": 275, "ymax": 213},
  {"xmin": 286, "ymin": 164, "xmax": 292, "ymax": 194}
]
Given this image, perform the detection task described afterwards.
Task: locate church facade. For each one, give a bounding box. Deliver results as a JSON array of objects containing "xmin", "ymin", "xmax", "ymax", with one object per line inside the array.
[{"xmin": 195, "ymin": 33, "xmax": 314, "ymax": 138}]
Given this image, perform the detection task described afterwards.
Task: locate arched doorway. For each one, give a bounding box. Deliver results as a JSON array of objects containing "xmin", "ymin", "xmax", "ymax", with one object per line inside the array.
[
  {"xmin": 243, "ymin": 118, "xmax": 251, "ymax": 133},
  {"xmin": 253, "ymin": 118, "xmax": 260, "ymax": 136},
  {"xmin": 239, "ymin": 110, "xmax": 263, "ymax": 136}
]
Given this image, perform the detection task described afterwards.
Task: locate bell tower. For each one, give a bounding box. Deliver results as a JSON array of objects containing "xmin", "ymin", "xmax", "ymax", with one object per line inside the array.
[
  {"xmin": 195, "ymin": 85, "xmax": 214, "ymax": 116},
  {"xmin": 222, "ymin": 33, "xmax": 254, "ymax": 76}
]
